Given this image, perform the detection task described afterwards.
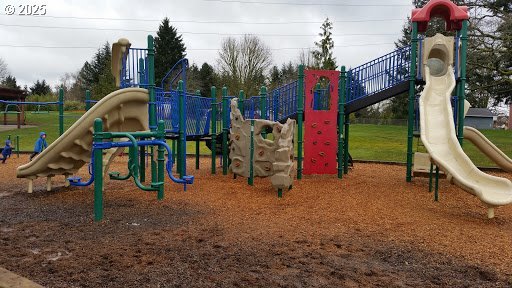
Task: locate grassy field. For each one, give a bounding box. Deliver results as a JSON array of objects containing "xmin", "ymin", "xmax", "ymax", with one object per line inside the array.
[{"xmin": 1, "ymin": 113, "xmax": 510, "ymax": 168}]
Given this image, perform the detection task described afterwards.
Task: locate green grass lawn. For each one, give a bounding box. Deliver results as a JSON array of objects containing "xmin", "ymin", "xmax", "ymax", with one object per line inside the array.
[{"xmin": 1, "ymin": 113, "xmax": 510, "ymax": 168}]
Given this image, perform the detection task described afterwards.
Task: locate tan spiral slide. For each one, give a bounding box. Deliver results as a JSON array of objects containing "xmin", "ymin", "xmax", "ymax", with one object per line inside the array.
[
  {"xmin": 16, "ymin": 88, "xmax": 149, "ymax": 192},
  {"xmin": 463, "ymin": 126, "xmax": 512, "ymax": 172},
  {"xmin": 420, "ymin": 64, "xmax": 512, "ymax": 218}
]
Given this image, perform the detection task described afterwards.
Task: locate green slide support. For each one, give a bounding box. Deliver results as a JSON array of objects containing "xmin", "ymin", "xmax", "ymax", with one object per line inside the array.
[
  {"xmin": 406, "ymin": 22, "xmax": 419, "ymax": 182},
  {"xmin": 156, "ymin": 120, "xmax": 165, "ymax": 200}
]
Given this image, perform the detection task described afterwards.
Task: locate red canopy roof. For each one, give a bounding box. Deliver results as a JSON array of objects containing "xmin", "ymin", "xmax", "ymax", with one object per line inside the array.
[{"xmin": 412, "ymin": 0, "xmax": 469, "ymax": 32}]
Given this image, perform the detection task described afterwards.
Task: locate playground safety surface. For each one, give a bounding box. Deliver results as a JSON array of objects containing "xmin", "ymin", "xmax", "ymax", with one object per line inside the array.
[{"xmin": 1, "ymin": 156, "xmax": 512, "ymax": 287}]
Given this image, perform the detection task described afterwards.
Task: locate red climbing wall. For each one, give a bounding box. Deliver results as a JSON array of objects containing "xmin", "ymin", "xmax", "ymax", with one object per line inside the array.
[{"xmin": 303, "ymin": 70, "xmax": 339, "ymax": 175}]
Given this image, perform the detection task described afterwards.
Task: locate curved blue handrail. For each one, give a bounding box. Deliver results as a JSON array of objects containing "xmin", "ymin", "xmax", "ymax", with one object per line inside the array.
[{"xmin": 160, "ymin": 58, "xmax": 189, "ymax": 90}]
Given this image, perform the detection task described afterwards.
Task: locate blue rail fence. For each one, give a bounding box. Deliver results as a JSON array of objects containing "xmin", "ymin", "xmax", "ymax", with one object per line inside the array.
[
  {"xmin": 185, "ymin": 93, "xmax": 212, "ymax": 136},
  {"xmin": 346, "ymin": 45, "xmax": 412, "ymax": 105},
  {"xmin": 121, "ymin": 48, "xmax": 149, "ymax": 88},
  {"xmin": 155, "ymin": 88, "xmax": 179, "ymax": 133},
  {"xmin": 267, "ymin": 80, "xmax": 299, "ymax": 122}
]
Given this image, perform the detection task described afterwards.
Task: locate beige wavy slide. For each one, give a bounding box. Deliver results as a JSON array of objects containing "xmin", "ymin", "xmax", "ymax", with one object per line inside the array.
[
  {"xmin": 420, "ymin": 65, "xmax": 512, "ymax": 218},
  {"xmin": 16, "ymin": 88, "xmax": 149, "ymax": 192},
  {"xmin": 463, "ymin": 126, "xmax": 512, "ymax": 172}
]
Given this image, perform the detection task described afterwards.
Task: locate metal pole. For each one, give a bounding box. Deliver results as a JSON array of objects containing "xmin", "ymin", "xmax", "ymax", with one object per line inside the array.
[
  {"xmin": 85, "ymin": 90, "xmax": 91, "ymax": 111},
  {"xmin": 297, "ymin": 65, "xmax": 304, "ymax": 180},
  {"xmin": 428, "ymin": 162, "xmax": 433, "ymax": 192},
  {"xmin": 457, "ymin": 20, "xmax": 468, "ymax": 146},
  {"xmin": 406, "ymin": 22, "xmax": 419, "ymax": 182},
  {"xmin": 16, "ymin": 135, "xmax": 19, "ymax": 158},
  {"xmin": 344, "ymin": 113, "xmax": 350, "ymax": 174},
  {"xmin": 249, "ymin": 119, "xmax": 254, "ymax": 186},
  {"xmin": 139, "ymin": 139, "xmax": 146, "ymax": 182},
  {"xmin": 58, "ymin": 88, "xmax": 64, "ymax": 136},
  {"xmin": 211, "ymin": 86, "xmax": 217, "ymax": 174},
  {"xmin": 147, "ymin": 35, "xmax": 156, "ymax": 131},
  {"xmin": 222, "ymin": 86, "xmax": 229, "ymax": 175},
  {"xmin": 178, "ymin": 80, "xmax": 186, "ymax": 178},
  {"xmin": 260, "ymin": 86, "xmax": 267, "ymax": 138},
  {"xmin": 434, "ymin": 166, "xmax": 440, "ymax": 201},
  {"xmin": 93, "ymin": 118, "xmax": 104, "ymax": 222},
  {"xmin": 195, "ymin": 90, "xmax": 200, "ymax": 170},
  {"xmin": 338, "ymin": 66, "xmax": 346, "ymax": 179},
  {"xmin": 157, "ymin": 120, "xmax": 165, "ymax": 199}
]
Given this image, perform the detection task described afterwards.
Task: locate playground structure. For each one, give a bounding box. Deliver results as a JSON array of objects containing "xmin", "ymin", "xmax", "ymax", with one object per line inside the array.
[
  {"xmin": 229, "ymin": 98, "xmax": 295, "ymax": 197},
  {"xmin": 6, "ymin": 0, "xmax": 511, "ymax": 220}
]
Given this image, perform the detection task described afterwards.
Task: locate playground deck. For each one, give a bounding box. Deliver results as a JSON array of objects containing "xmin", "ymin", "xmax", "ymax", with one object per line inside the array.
[{"xmin": 1, "ymin": 156, "xmax": 512, "ymax": 287}]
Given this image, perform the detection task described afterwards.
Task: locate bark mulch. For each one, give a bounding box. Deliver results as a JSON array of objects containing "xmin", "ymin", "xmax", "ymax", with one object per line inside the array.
[{"xmin": 1, "ymin": 155, "xmax": 512, "ymax": 287}]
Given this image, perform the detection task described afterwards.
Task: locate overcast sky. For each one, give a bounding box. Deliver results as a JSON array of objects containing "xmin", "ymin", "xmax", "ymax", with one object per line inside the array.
[{"xmin": 0, "ymin": 0, "xmax": 413, "ymax": 89}]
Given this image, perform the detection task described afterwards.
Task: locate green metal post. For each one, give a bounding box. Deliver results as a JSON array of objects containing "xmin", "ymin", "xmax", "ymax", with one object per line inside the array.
[
  {"xmin": 238, "ymin": 90, "xmax": 245, "ymax": 115},
  {"xmin": 222, "ymin": 86, "xmax": 229, "ymax": 175},
  {"xmin": 178, "ymin": 80, "xmax": 185, "ymax": 178},
  {"xmin": 93, "ymin": 118, "xmax": 104, "ymax": 222},
  {"xmin": 434, "ymin": 166, "xmax": 440, "ymax": 201},
  {"xmin": 151, "ymin": 146, "xmax": 157, "ymax": 185},
  {"xmin": 85, "ymin": 90, "xmax": 91, "ymax": 111},
  {"xmin": 139, "ymin": 140, "xmax": 146, "ymax": 182},
  {"xmin": 260, "ymin": 86, "xmax": 267, "ymax": 138},
  {"xmin": 297, "ymin": 65, "xmax": 305, "ymax": 180},
  {"xmin": 195, "ymin": 90, "xmax": 201, "ymax": 170},
  {"xmin": 211, "ymin": 86, "xmax": 217, "ymax": 174},
  {"xmin": 157, "ymin": 120, "xmax": 165, "ymax": 200},
  {"xmin": 147, "ymin": 35, "xmax": 156, "ymax": 131},
  {"xmin": 457, "ymin": 20, "xmax": 468, "ymax": 146},
  {"xmin": 428, "ymin": 163, "xmax": 433, "ymax": 192},
  {"xmin": 406, "ymin": 22, "xmax": 419, "ymax": 182},
  {"xmin": 249, "ymin": 119, "xmax": 254, "ymax": 186},
  {"xmin": 58, "ymin": 88, "xmax": 64, "ymax": 136},
  {"xmin": 344, "ymin": 114, "xmax": 350, "ymax": 174},
  {"xmin": 338, "ymin": 66, "xmax": 346, "ymax": 179},
  {"xmin": 278, "ymin": 189, "xmax": 282, "ymax": 198},
  {"xmin": 15, "ymin": 135, "xmax": 19, "ymax": 158}
]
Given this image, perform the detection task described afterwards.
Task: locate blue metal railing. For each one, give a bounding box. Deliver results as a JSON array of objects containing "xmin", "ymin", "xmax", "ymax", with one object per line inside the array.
[
  {"xmin": 160, "ymin": 58, "xmax": 188, "ymax": 91},
  {"xmin": 267, "ymin": 80, "xmax": 299, "ymax": 122},
  {"xmin": 155, "ymin": 89, "xmax": 179, "ymax": 133},
  {"xmin": 346, "ymin": 45, "xmax": 411, "ymax": 104},
  {"xmin": 185, "ymin": 93, "xmax": 212, "ymax": 136},
  {"xmin": 120, "ymin": 48, "xmax": 149, "ymax": 88}
]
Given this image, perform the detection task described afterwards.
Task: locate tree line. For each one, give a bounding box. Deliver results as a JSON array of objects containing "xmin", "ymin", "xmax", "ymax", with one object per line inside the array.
[{"xmin": 0, "ymin": 2, "xmax": 509, "ymax": 117}]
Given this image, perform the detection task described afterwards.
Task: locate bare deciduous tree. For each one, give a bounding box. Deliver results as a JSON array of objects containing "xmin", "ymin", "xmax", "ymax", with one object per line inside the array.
[
  {"xmin": 0, "ymin": 58, "xmax": 9, "ymax": 82},
  {"xmin": 217, "ymin": 35, "xmax": 272, "ymax": 96}
]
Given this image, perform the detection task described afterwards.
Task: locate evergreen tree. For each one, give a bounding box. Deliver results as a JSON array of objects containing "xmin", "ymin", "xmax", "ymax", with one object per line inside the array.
[
  {"xmin": 198, "ymin": 62, "xmax": 216, "ymax": 97},
  {"xmin": 1, "ymin": 75, "xmax": 20, "ymax": 89},
  {"xmin": 154, "ymin": 17, "xmax": 186, "ymax": 89},
  {"xmin": 78, "ymin": 42, "xmax": 116, "ymax": 99},
  {"xmin": 29, "ymin": 79, "xmax": 51, "ymax": 95},
  {"xmin": 312, "ymin": 18, "xmax": 337, "ymax": 70}
]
